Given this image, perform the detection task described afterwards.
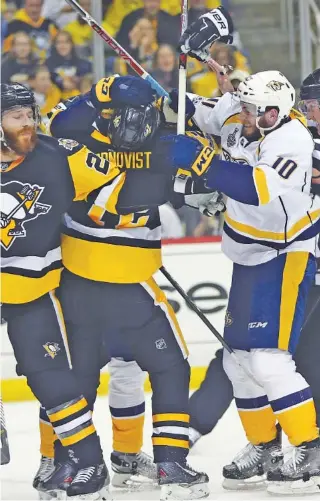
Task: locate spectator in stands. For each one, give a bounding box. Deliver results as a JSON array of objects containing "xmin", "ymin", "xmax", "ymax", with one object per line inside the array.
[
  {"xmin": 151, "ymin": 44, "xmax": 178, "ymax": 93},
  {"xmin": 28, "ymin": 65, "xmax": 62, "ymax": 120},
  {"xmin": 1, "ymin": 1, "xmax": 16, "ymax": 45},
  {"xmin": 187, "ymin": 42, "xmax": 250, "ymax": 97},
  {"xmin": 46, "ymin": 30, "xmax": 92, "ymax": 100},
  {"xmin": 63, "ymin": 0, "xmax": 93, "ymax": 58},
  {"xmin": 127, "ymin": 17, "xmax": 158, "ymax": 70},
  {"xmin": 116, "ymin": 0, "xmax": 179, "ymax": 54},
  {"xmin": 1, "ymin": 31, "xmax": 38, "ymax": 84},
  {"xmin": 3, "ymin": 0, "xmax": 58, "ymax": 59}
]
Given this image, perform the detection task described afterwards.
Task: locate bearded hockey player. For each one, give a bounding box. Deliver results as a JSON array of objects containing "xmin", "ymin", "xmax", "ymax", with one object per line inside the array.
[
  {"xmin": 37, "ymin": 75, "xmax": 223, "ymax": 501},
  {"xmin": 0, "ymin": 82, "xmax": 125, "ymax": 499},
  {"xmin": 188, "ymin": 70, "xmax": 320, "ymax": 457},
  {"xmin": 162, "ymin": 70, "xmax": 320, "ymax": 495}
]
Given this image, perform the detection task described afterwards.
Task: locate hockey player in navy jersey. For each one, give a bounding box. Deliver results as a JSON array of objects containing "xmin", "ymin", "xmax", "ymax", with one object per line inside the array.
[
  {"xmin": 162, "ymin": 69, "xmax": 320, "ymax": 495},
  {"xmin": 36, "ymin": 74, "xmax": 225, "ymax": 500}
]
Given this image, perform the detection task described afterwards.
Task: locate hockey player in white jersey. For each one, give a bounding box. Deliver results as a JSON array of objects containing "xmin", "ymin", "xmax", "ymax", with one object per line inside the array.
[{"xmin": 162, "ymin": 70, "xmax": 320, "ymax": 495}]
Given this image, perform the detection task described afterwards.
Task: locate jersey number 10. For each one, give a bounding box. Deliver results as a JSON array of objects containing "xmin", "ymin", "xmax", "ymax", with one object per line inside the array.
[{"xmin": 272, "ymin": 157, "xmax": 298, "ymax": 179}]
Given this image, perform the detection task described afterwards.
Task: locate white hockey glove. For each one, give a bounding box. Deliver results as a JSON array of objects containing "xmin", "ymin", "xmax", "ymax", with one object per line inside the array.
[
  {"xmin": 178, "ymin": 6, "xmax": 234, "ymax": 63},
  {"xmin": 185, "ymin": 192, "xmax": 226, "ymax": 216}
]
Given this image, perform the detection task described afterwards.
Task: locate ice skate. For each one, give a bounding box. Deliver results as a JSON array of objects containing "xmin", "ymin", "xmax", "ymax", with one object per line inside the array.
[
  {"xmin": 223, "ymin": 435, "xmax": 283, "ymax": 490},
  {"xmin": 158, "ymin": 461, "xmax": 209, "ymax": 500},
  {"xmin": 267, "ymin": 437, "xmax": 320, "ymax": 495},
  {"xmin": 111, "ymin": 450, "xmax": 157, "ymax": 489},
  {"xmin": 37, "ymin": 460, "xmax": 77, "ymax": 500},
  {"xmin": 66, "ymin": 462, "xmax": 111, "ymax": 500},
  {"xmin": 33, "ymin": 456, "xmax": 55, "ymax": 489}
]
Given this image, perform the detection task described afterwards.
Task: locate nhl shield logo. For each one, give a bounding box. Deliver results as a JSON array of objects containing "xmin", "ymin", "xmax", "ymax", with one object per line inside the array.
[
  {"xmin": 225, "ymin": 310, "xmax": 233, "ymax": 327},
  {"xmin": 155, "ymin": 338, "xmax": 167, "ymax": 350},
  {"xmin": 0, "ymin": 181, "xmax": 51, "ymax": 250}
]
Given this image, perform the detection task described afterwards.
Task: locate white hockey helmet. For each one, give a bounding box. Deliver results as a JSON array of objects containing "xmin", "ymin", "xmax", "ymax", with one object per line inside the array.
[{"xmin": 237, "ymin": 70, "xmax": 295, "ymax": 131}]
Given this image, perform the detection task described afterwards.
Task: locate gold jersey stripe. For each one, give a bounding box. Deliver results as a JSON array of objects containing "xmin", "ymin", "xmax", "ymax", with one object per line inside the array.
[
  {"xmin": 225, "ymin": 209, "xmax": 320, "ymax": 241},
  {"xmin": 278, "ymin": 252, "xmax": 309, "ymax": 351},
  {"xmin": 61, "ymin": 234, "xmax": 162, "ymax": 283},
  {"xmin": 60, "ymin": 424, "xmax": 96, "ymax": 446},
  {"xmin": 49, "ymin": 397, "xmax": 87, "ymax": 422},
  {"xmin": 254, "ymin": 167, "xmax": 270, "ymax": 205},
  {"xmin": 153, "ymin": 413, "xmax": 190, "ymax": 423},
  {"xmin": 1, "ymin": 268, "xmax": 62, "ymax": 304}
]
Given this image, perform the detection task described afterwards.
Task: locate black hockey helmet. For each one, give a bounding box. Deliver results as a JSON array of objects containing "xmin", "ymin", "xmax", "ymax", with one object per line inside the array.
[
  {"xmin": 300, "ymin": 68, "xmax": 320, "ymax": 100},
  {"xmin": 0, "ymin": 82, "xmax": 40, "ymax": 145},
  {"xmin": 108, "ymin": 103, "xmax": 161, "ymax": 151}
]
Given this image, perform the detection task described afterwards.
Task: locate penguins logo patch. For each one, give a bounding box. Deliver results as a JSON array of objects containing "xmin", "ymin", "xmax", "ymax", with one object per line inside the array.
[
  {"xmin": 43, "ymin": 342, "xmax": 60, "ymax": 359},
  {"xmin": 0, "ymin": 181, "xmax": 51, "ymax": 250}
]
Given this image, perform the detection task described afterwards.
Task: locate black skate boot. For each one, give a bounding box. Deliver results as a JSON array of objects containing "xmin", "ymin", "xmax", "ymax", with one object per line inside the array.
[
  {"xmin": 157, "ymin": 461, "xmax": 209, "ymax": 500},
  {"xmin": 267, "ymin": 437, "xmax": 320, "ymax": 495},
  {"xmin": 66, "ymin": 462, "xmax": 111, "ymax": 499},
  {"xmin": 33, "ymin": 456, "xmax": 55, "ymax": 490},
  {"xmin": 223, "ymin": 427, "xmax": 283, "ymax": 491},
  {"xmin": 37, "ymin": 461, "xmax": 77, "ymax": 500},
  {"xmin": 111, "ymin": 450, "xmax": 157, "ymax": 489}
]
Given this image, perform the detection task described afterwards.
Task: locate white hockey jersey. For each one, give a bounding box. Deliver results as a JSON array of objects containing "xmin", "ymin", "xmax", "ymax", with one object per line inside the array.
[{"xmin": 191, "ymin": 92, "xmax": 320, "ymax": 265}]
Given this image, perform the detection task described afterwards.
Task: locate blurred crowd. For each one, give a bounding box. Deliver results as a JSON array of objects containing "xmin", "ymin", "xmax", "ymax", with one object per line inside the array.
[{"xmin": 1, "ymin": 0, "xmax": 251, "ymax": 238}]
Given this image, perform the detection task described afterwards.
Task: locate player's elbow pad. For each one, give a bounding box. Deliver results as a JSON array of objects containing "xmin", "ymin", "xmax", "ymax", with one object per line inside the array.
[{"xmin": 205, "ymin": 158, "xmax": 259, "ymax": 206}]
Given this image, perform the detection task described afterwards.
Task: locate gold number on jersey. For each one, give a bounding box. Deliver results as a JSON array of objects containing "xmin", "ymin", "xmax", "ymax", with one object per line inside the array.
[{"xmin": 272, "ymin": 157, "xmax": 298, "ymax": 179}]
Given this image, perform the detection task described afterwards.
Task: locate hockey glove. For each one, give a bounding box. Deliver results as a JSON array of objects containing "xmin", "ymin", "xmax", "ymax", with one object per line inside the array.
[
  {"xmin": 161, "ymin": 134, "xmax": 215, "ymax": 177},
  {"xmin": 185, "ymin": 191, "xmax": 226, "ymax": 216},
  {"xmin": 178, "ymin": 6, "xmax": 234, "ymax": 62},
  {"xmin": 159, "ymin": 89, "xmax": 196, "ymax": 125},
  {"xmin": 91, "ymin": 76, "xmax": 157, "ymax": 109}
]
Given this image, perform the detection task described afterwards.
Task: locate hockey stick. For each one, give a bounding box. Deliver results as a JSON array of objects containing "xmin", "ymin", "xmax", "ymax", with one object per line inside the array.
[
  {"xmin": 302, "ymin": 292, "xmax": 320, "ymax": 329},
  {"xmin": 177, "ymin": 0, "xmax": 189, "ymax": 135},
  {"xmin": 160, "ymin": 266, "xmax": 262, "ymax": 383},
  {"xmin": 64, "ymin": 0, "xmax": 168, "ymax": 98}
]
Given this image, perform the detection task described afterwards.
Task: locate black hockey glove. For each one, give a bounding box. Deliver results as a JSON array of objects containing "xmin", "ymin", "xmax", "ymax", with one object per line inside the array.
[{"xmin": 178, "ymin": 6, "xmax": 234, "ymax": 62}]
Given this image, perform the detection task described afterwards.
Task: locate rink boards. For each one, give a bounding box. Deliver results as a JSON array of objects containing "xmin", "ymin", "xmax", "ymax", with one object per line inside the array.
[{"xmin": 1, "ymin": 237, "xmax": 232, "ymax": 401}]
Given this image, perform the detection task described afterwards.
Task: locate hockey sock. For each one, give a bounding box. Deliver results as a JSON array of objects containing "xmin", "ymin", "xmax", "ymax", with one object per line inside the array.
[
  {"xmin": 236, "ymin": 397, "xmax": 278, "ymax": 445},
  {"xmin": 39, "ymin": 406, "xmax": 56, "ymax": 458},
  {"xmin": 110, "ymin": 402, "xmax": 145, "ymax": 454},
  {"xmin": 47, "ymin": 395, "xmax": 102, "ymax": 467},
  {"xmin": 269, "ymin": 387, "xmax": 319, "ymax": 446}
]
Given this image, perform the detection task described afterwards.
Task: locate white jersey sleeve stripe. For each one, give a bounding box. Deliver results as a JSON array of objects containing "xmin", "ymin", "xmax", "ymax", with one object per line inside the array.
[{"xmin": 253, "ymin": 168, "xmax": 270, "ymax": 205}]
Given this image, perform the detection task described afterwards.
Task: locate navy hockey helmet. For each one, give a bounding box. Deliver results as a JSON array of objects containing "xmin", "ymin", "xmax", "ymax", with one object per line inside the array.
[
  {"xmin": 1, "ymin": 82, "xmax": 39, "ymax": 116},
  {"xmin": 108, "ymin": 103, "xmax": 161, "ymax": 151},
  {"xmin": 300, "ymin": 68, "xmax": 320, "ymax": 100},
  {"xmin": 298, "ymin": 68, "xmax": 320, "ymax": 115}
]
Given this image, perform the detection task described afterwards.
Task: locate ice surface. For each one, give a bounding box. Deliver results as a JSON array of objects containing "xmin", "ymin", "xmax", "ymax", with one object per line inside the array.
[{"xmin": 0, "ymin": 396, "xmax": 316, "ymax": 500}]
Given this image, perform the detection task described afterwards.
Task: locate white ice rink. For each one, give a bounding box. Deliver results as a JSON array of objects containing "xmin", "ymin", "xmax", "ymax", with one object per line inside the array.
[{"xmin": 1, "ymin": 396, "xmax": 317, "ymax": 501}]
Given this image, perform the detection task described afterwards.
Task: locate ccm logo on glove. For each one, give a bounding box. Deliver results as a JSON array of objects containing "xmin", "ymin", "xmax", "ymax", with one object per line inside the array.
[{"xmin": 192, "ymin": 146, "xmax": 215, "ymax": 176}]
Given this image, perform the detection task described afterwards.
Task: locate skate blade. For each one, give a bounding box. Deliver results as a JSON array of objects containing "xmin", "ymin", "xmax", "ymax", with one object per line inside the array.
[
  {"xmin": 223, "ymin": 475, "xmax": 267, "ymax": 491},
  {"xmin": 38, "ymin": 489, "xmax": 66, "ymax": 500},
  {"xmin": 66, "ymin": 486, "xmax": 112, "ymax": 500},
  {"xmin": 160, "ymin": 482, "xmax": 210, "ymax": 500},
  {"xmin": 112, "ymin": 472, "xmax": 158, "ymax": 491},
  {"xmin": 267, "ymin": 476, "xmax": 320, "ymax": 496}
]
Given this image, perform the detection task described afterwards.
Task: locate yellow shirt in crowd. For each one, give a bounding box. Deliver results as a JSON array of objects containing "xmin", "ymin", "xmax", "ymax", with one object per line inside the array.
[{"xmin": 103, "ymin": 0, "xmax": 221, "ymax": 37}]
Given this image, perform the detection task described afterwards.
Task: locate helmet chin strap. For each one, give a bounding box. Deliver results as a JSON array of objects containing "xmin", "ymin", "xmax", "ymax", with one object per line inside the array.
[
  {"xmin": 255, "ymin": 115, "xmax": 283, "ymax": 135},
  {"xmin": 0, "ymin": 124, "xmax": 13, "ymax": 152}
]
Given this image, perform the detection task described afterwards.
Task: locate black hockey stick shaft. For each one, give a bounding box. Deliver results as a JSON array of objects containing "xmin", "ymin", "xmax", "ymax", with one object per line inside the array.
[
  {"xmin": 160, "ymin": 265, "xmax": 233, "ymax": 354},
  {"xmin": 0, "ymin": 399, "xmax": 10, "ymax": 465},
  {"xmin": 160, "ymin": 265, "xmax": 263, "ymax": 385}
]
